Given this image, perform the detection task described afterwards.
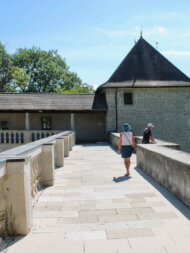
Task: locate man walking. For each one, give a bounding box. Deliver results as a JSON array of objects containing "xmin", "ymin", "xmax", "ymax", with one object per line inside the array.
[{"xmin": 142, "ymin": 123, "xmax": 156, "ymax": 144}]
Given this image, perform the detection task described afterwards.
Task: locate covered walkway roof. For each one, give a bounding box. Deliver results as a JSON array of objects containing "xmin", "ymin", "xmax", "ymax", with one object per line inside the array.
[{"xmin": 0, "ymin": 93, "xmax": 107, "ymax": 111}]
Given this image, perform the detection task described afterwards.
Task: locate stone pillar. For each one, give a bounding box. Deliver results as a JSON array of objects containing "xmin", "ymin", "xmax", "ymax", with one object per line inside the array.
[
  {"xmin": 63, "ymin": 135, "xmax": 69, "ymax": 157},
  {"xmin": 25, "ymin": 112, "xmax": 30, "ymax": 130},
  {"xmin": 71, "ymin": 132, "xmax": 75, "ymax": 146},
  {"xmin": 24, "ymin": 131, "xmax": 31, "ymax": 144},
  {"xmin": 68, "ymin": 133, "xmax": 72, "ymax": 151},
  {"xmin": 3, "ymin": 158, "xmax": 32, "ymax": 235},
  {"xmin": 71, "ymin": 114, "xmax": 76, "ymax": 144},
  {"xmin": 71, "ymin": 113, "xmax": 75, "ymax": 131},
  {"xmin": 55, "ymin": 137, "xmax": 64, "ymax": 167},
  {"xmin": 40, "ymin": 143, "xmax": 55, "ymax": 186}
]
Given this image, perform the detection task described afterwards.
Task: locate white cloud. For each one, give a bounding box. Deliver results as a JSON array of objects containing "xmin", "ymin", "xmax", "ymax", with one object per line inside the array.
[
  {"xmin": 163, "ymin": 50, "xmax": 190, "ymax": 56},
  {"xmin": 180, "ymin": 32, "xmax": 190, "ymax": 37},
  {"xmin": 155, "ymin": 26, "xmax": 167, "ymax": 33},
  {"xmin": 135, "ymin": 26, "xmax": 141, "ymax": 31}
]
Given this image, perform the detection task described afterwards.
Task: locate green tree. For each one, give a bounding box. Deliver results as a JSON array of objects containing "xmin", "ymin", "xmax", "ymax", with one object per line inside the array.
[
  {"xmin": 12, "ymin": 47, "xmax": 94, "ymax": 93},
  {"xmin": 12, "ymin": 67, "xmax": 29, "ymax": 92},
  {"xmin": 59, "ymin": 83, "xmax": 94, "ymax": 93},
  {"xmin": 0, "ymin": 42, "xmax": 14, "ymax": 92}
]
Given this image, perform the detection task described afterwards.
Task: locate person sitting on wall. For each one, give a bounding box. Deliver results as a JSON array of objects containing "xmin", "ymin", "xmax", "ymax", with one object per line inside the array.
[
  {"xmin": 142, "ymin": 123, "xmax": 156, "ymax": 144},
  {"xmin": 118, "ymin": 123, "xmax": 135, "ymax": 176}
]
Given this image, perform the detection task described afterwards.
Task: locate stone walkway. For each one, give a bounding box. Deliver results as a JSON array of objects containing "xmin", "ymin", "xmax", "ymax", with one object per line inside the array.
[{"xmin": 5, "ymin": 144, "xmax": 190, "ymax": 253}]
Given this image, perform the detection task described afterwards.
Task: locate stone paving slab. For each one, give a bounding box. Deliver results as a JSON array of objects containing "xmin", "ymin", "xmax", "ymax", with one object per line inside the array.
[
  {"xmin": 116, "ymin": 207, "xmax": 154, "ymax": 215},
  {"xmin": 34, "ymin": 210, "xmax": 79, "ymax": 218},
  {"xmin": 85, "ymin": 239, "xmax": 131, "ymax": 252},
  {"xmin": 65, "ymin": 230, "xmax": 107, "ymax": 241},
  {"xmin": 119, "ymin": 248, "xmax": 166, "ymax": 253},
  {"xmin": 137, "ymin": 211, "xmax": 177, "ymax": 220},
  {"xmin": 5, "ymin": 143, "xmax": 190, "ymax": 253},
  {"xmin": 7, "ymin": 234, "xmax": 84, "ymax": 253},
  {"xmin": 98, "ymin": 214, "xmax": 138, "ymax": 223},
  {"xmin": 79, "ymin": 209, "xmax": 117, "ymax": 217},
  {"xmin": 58, "ymin": 216, "xmax": 99, "ymax": 224},
  {"xmin": 106, "ymin": 227, "xmax": 154, "ymax": 239}
]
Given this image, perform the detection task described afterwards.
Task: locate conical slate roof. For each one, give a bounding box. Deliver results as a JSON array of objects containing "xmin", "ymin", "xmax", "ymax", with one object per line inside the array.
[{"xmin": 100, "ymin": 37, "xmax": 190, "ymax": 89}]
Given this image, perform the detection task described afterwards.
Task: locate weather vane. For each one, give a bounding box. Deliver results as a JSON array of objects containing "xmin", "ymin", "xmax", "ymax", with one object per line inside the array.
[{"xmin": 140, "ymin": 29, "xmax": 143, "ymax": 38}]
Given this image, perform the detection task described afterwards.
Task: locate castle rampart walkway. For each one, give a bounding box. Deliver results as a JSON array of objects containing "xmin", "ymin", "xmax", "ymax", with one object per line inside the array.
[{"xmin": 4, "ymin": 143, "xmax": 190, "ymax": 253}]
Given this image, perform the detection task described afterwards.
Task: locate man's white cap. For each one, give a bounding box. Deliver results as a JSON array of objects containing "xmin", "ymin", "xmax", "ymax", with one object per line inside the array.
[{"xmin": 147, "ymin": 123, "xmax": 155, "ymax": 128}]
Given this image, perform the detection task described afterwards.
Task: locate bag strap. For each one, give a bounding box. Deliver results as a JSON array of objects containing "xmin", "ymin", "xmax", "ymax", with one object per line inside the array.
[{"xmin": 123, "ymin": 132, "xmax": 132, "ymax": 145}]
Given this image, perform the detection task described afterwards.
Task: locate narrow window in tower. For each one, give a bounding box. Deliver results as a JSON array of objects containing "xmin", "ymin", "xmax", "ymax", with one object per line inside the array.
[{"xmin": 124, "ymin": 93, "xmax": 133, "ymax": 105}]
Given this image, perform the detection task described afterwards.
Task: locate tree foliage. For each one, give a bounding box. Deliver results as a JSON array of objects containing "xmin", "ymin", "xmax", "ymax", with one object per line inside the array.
[
  {"xmin": 0, "ymin": 42, "xmax": 15, "ymax": 92},
  {"xmin": 0, "ymin": 42, "xmax": 94, "ymax": 93}
]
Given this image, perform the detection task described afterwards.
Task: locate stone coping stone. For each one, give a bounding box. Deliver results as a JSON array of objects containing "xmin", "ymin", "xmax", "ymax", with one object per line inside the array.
[
  {"xmin": 135, "ymin": 136, "xmax": 180, "ymax": 149},
  {"xmin": 0, "ymin": 158, "xmax": 6, "ymax": 164},
  {"xmin": 111, "ymin": 133, "xmax": 120, "ymax": 137},
  {"xmin": 110, "ymin": 133, "xmax": 180, "ymax": 149},
  {"xmin": 138, "ymin": 144, "xmax": 190, "ymax": 165},
  {"xmin": 0, "ymin": 159, "xmax": 6, "ymax": 178}
]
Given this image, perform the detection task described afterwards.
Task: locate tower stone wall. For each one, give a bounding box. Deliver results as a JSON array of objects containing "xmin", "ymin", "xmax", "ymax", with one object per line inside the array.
[{"xmin": 105, "ymin": 87, "xmax": 190, "ymax": 152}]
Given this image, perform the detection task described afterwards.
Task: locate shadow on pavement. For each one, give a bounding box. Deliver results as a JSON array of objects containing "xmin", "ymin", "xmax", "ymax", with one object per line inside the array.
[
  {"xmin": 0, "ymin": 235, "xmax": 25, "ymax": 252},
  {"xmin": 80, "ymin": 142, "xmax": 119, "ymax": 153},
  {"xmin": 134, "ymin": 166, "xmax": 190, "ymax": 220},
  {"xmin": 113, "ymin": 175, "xmax": 132, "ymax": 183},
  {"xmin": 80, "ymin": 142, "xmax": 109, "ymax": 147}
]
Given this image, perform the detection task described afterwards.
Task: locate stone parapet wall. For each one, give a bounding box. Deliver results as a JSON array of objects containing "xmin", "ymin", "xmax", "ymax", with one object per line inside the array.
[
  {"xmin": 0, "ymin": 131, "xmax": 75, "ymax": 238},
  {"xmin": 109, "ymin": 132, "xmax": 120, "ymax": 150},
  {"xmin": 134, "ymin": 136, "xmax": 180, "ymax": 150},
  {"xmin": 109, "ymin": 132, "xmax": 180, "ymax": 150},
  {"xmin": 137, "ymin": 144, "xmax": 190, "ymax": 208},
  {"xmin": 109, "ymin": 132, "xmax": 190, "ymax": 207}
]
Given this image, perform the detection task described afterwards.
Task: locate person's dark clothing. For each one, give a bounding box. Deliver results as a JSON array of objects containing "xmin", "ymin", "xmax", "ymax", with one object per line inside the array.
[{"xmin": 142, "ymin": 128, "xmax": 152, "ymax": 143}]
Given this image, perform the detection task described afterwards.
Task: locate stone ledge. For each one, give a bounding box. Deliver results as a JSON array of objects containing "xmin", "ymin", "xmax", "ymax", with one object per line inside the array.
[
  {"xmin": 137, "ymin": 143, "xmax": 190, "ymax": 208},
  {"xmin": 109, "ymin": 132, "xmax": 190, "ymax": 208},
  {"xmin": 135, "ymin": 136, "xmax": 180, "ymax": 150},
  {"xmin": 109, "ymin": 132, "xmax": 180, "ymax": 151}
]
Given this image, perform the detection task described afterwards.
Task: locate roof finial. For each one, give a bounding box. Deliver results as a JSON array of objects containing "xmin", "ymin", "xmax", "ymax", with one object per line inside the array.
[
  {"xmin": 156, "ymin": 42, "xmax": 158, "ymax": 50},
  {"xmin": 140, "ymin": 29, "xmax": 143, "ymax": 38}
]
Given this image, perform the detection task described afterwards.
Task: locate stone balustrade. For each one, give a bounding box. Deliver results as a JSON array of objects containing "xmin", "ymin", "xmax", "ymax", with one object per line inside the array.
[
  {"xmin": 109, "ymin": 132, "xmax": 190, "ymax": 209},
  {"xmin": 0, "ymin": 131, "xmax": 75, "ymax": 238},
  {"xmin": 0, "ymin": 130, "xmax": 62, "ymax": 145}
]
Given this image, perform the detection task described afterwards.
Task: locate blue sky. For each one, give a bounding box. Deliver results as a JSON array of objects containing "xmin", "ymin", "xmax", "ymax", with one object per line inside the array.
[{"xmin": 1, "ymin": 0, "xmax": 190, "ymax": 88}]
